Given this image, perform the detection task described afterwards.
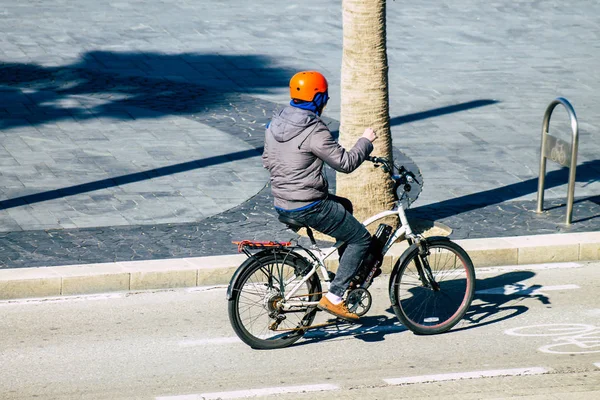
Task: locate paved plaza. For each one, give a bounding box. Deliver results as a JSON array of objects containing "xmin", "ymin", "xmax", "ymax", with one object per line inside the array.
[{"xmin": 1, "ymin": 0, "xmax": 599, "ymax": 268}]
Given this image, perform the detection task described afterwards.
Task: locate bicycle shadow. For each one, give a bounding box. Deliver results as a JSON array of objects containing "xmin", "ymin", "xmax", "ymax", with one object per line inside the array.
[
  {"xmin": 452, "ymin": 270, "xmax": 551, "ymax": 333},
  {"xmin": 295, "ymin": 270, "xmax": 551, "ymax": 346},
  {"xmin": 293, "ymin": 314, "xmax": 407, "ymax": 347}
]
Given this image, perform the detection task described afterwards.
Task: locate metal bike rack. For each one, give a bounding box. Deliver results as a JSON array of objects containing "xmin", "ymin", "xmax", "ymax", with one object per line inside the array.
[{"xmin": 536, "ymin": 97, "xmax": 579, "ymax": 225}]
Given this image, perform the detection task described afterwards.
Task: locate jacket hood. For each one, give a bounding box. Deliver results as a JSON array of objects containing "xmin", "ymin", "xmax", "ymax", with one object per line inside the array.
[{"xmin": 268, "ymin": 106, "xmax": 319, "ymax": 143}]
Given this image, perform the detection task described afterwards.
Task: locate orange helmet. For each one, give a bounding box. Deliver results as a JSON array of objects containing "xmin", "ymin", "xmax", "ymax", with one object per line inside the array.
[{"xmin": 289, "ymin": 71, "xmax": 328, "ymax": 102}]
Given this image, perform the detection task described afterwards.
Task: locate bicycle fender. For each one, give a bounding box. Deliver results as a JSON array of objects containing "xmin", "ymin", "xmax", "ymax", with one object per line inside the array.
[
  {"xmin": 225, "ymin": 249, "xmax": 311, "ymax": 300},
  {"xmin": 225, "ymin": 251, "xmax": 269, "ymax": 301},
  {"xmin": 388, "ymin": 236, "xmax": 452, "ymax": 297},
  {"xmin": 423, "ymin": 236, "xmax": 453, "ymax": 242}
]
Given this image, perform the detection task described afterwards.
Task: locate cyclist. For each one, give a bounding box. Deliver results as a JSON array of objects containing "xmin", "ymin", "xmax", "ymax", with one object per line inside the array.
[{"xmin": 262, "ymin": 70, "xmax": 377, "ymax": 321}]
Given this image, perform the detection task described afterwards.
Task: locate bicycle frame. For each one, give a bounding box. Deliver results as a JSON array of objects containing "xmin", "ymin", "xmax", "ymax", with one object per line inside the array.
[{"xmin": 278, "ymin": 203, "xmax": 419, "ymax": 311}]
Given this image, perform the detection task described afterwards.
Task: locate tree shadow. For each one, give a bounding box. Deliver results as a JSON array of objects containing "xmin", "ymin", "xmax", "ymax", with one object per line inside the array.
[
  {"xmin": 0, "ymin": 147, "xmax": 264, "ymax": 210},
  {"xmin": 1, "ymin": 51, "xmax": 504, "ymax": 214},
  {"xmin": 390, "ymin": 99, "xmax": 500, "ymax": 126},
  {"xmin": 1, "ymin": 51, "xmax": 285, "ymax": 211},
  {"xmin": 327, "ymin": 99, "xmax": 499, "ymax": 140},
  {"xmin": 0, "ymin": 51, "xmax": 292, "ymax": 131}
]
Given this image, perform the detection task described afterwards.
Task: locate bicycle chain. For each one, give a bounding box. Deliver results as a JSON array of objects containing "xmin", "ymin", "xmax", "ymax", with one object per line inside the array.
[{"xmin": 270, "ymin": 291, "xmax": 356, "ymax": 332}]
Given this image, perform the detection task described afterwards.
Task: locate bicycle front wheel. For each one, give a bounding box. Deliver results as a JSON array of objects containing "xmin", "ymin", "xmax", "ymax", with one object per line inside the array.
[
  {"xmin": 228, "ymin": 250, "xmax": 321, "ymax": 349},
  {"xmin": 389, "ymin": 238, "xmax": 475, "ymax": 335}
]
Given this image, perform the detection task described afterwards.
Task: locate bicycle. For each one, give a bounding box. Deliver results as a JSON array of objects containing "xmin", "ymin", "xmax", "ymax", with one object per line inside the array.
[{"xmin": 226, "ymin": 156, "xmax": 476, "ymax": 349}]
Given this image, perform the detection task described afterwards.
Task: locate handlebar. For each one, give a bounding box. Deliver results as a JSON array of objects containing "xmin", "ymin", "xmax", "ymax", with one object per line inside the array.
[
  {"xmin": 365, "ymin": 156, "xmax": 381, "ymax": 163},
  {"xmin": 366, "ymin": 156, "xmax": 420, "ymax": 185},
  {"xmin": 366, "ymin": 156, "xmax": 391, "ymax": 172}
]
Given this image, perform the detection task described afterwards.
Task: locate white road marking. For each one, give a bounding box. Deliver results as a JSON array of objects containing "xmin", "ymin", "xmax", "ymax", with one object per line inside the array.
[
  {"xmin": 179, "ymin": 337, "xmax": 242, "ymax": 346},
  {"xmin": 475, "ymin": 284, "xmax": 580, "ymax": 296},
  {"xmin": 383, "ymin": 367, "xmax": 549, "ymax": 385},
  {"xmin": 475, "ymin": 262, "xmax": 582, "ymax": 274},
  {"xmin": 505, "ymin": 324, "xmax": 600, "ymax": 354},
  {"xmin": 504, "ymin": 324, "xmax": 595, "ymax": 337},
  {"xmin": 185, "ymin": 285, "xmax": 227, "ymax": 293},
  {"xmin": 156, "ymin": 383, "xmax": 340, "ymax": 399},
  {"xmin": 585, "ymin": 309, "xmax": 600, "ymax": 317},
  {"xmin": 0, "ymin": 293, "xmax": 123, "ymax": 306},
  {"xmin": 0, "ymin": 285, "xmax": 227, "ymax": 307}
]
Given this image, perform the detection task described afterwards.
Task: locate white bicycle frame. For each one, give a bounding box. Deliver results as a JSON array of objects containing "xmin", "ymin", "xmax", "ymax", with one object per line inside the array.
[{"xmin": 279, "ymin": 203, "xmax": 419, "ymax": 311}]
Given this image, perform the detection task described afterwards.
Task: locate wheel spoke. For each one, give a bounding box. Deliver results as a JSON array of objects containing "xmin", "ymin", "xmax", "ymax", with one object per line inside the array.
[
  {"xmin": 393, "ymin": 240, "xmax": 475, "ymax": 334},
  {"xmin": 229, "ymin": 251, "xmax": 321, "ymax": 348}
]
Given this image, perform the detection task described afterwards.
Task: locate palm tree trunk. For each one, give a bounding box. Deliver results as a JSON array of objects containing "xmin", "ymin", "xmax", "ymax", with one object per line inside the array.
[{"xmin": 337, "ymin": 0, "xmax": 395, "ymax": 225}]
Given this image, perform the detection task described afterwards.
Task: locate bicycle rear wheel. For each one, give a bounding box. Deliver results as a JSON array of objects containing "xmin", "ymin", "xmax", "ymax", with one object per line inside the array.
[
  {"xmin": 389, "ymin": 237, "xmax": 475, "ymax": 335},
  {"xmin": 228, "ymin": 250, "xmax": 321, "ymax": 349}
]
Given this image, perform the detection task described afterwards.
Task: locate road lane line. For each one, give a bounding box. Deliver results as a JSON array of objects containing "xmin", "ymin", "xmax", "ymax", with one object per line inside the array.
[
  {"xmin": 383, "ymin": 367, "xmax": 549, "ymax": 385},
  {"xmin": 179, "ymin": 337, "xmax": 242, "ymax": 346},
  {"xmin": 156, "ymin": 383, "xmax": 340, "ymax": 399},
  {"xmin": 0, "ymin": 293, "xmax": 123, "ymax": 306},
  {"xmin": 585, "ymin": 309, "xmax": 600, "ymax": 317},
  {"xmin": 185, "ymin": 285, "xmax": 227, "ymax": 293},
  {"xmin": 476, "ymin": 262, "xmax": 582, "ymax": 274},
  {"xmin": 475, "ymin": 284, "xmax": 580, "ymax": 296}
]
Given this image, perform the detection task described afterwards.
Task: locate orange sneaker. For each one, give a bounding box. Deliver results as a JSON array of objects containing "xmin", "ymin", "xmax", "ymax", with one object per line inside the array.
[{"xmin": 317, "ymin": 297, "xmax": 359, "ymax": 321}]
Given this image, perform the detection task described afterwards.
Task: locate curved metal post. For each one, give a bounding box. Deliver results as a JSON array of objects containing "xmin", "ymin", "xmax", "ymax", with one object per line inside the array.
[{"xmin": 536, "ymin": 97, "xmax": 579, "ymax": 224}]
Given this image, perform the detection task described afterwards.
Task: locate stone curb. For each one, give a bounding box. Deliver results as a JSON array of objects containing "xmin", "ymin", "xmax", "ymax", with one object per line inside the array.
[{"xmin": 1, "ymin": 232, "xmax": 599, "ymax": 300}]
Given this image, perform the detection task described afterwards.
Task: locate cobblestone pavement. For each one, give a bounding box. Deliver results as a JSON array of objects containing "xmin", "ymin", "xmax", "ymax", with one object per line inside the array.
[{"xmin": 1, "ymin": 0, "xmax": 599, "ymax": 268}]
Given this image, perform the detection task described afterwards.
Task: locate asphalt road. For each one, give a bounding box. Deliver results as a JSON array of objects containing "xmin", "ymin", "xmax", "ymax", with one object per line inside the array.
[{"xmin": 1, "ymin": 261, "xmax": 599, "ymax": 399}]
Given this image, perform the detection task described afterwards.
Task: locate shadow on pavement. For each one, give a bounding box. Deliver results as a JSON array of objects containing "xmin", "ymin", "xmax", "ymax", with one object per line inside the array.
[
  {"xmin": 0, "ymin": 51, "xmax": 293, "ymax": 130},
  {"xmin": 390, "ymin": 100, "xmax": 499, "ymax": 126},
  {"xmin": 328, "ymin": 99, "xmax": 499, "ymax": 139},
  {"xmin": 0, "ymin": 147, "xmax": 264, "ymax": 211},
  {"xmin": 294, "ymin": 314, "xmax": 407, "ymax": 347},
  {"xmin": 453, "ymin": 271, "xmax": 550, "ymax": 332},
  {"xmin": 412, "ymin": 159, "xmax": 600, "ymax": 219},
  {"xmin": 1, "ymin": 50, "xmax": 502, "ymax": 215},
  {"xmin": 545, "ymin": 194, "xmax": 600, "ymax": 224},
  {"xmin": 294, "ymin": 270, "xmax": 552, "ymax": 346}
]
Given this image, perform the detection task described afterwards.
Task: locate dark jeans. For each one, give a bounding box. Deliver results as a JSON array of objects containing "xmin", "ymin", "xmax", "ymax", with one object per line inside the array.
[{"xmin": 277, "ymin": 195, "xmax": 372, "ymax": 297}]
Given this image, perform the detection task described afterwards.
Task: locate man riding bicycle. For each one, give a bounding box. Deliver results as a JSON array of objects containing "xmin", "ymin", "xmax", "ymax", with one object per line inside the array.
[{"xmin": 262, "ymin": 70, "xmax": 377, "ymax": 321}]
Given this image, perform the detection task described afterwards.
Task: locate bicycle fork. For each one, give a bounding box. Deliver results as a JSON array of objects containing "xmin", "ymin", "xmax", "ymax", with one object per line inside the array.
[{"xmin": 410, "ymin": 238, "xmax": 441, "ymax": 291}]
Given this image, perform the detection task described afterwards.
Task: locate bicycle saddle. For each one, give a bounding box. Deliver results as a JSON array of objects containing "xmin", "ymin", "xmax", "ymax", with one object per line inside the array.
[{"xmin": 277, "ymin": 215, "xmax": 307, "ymax": 231}]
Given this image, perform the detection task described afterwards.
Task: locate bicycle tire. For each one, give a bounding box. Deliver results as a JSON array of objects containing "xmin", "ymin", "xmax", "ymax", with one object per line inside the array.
[
  {"xmin": 389, "ymin": 237, "xmax": 475, "ymax": 335},
  {"xmin": 228, "ymin": 250, "xmax": 321, "ymax": 349}
]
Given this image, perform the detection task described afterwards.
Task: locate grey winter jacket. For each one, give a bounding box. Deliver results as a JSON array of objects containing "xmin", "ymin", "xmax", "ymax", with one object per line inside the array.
[{"xmin": 262, "ymin": 106, "xmax": 374, "ymax": 210}]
